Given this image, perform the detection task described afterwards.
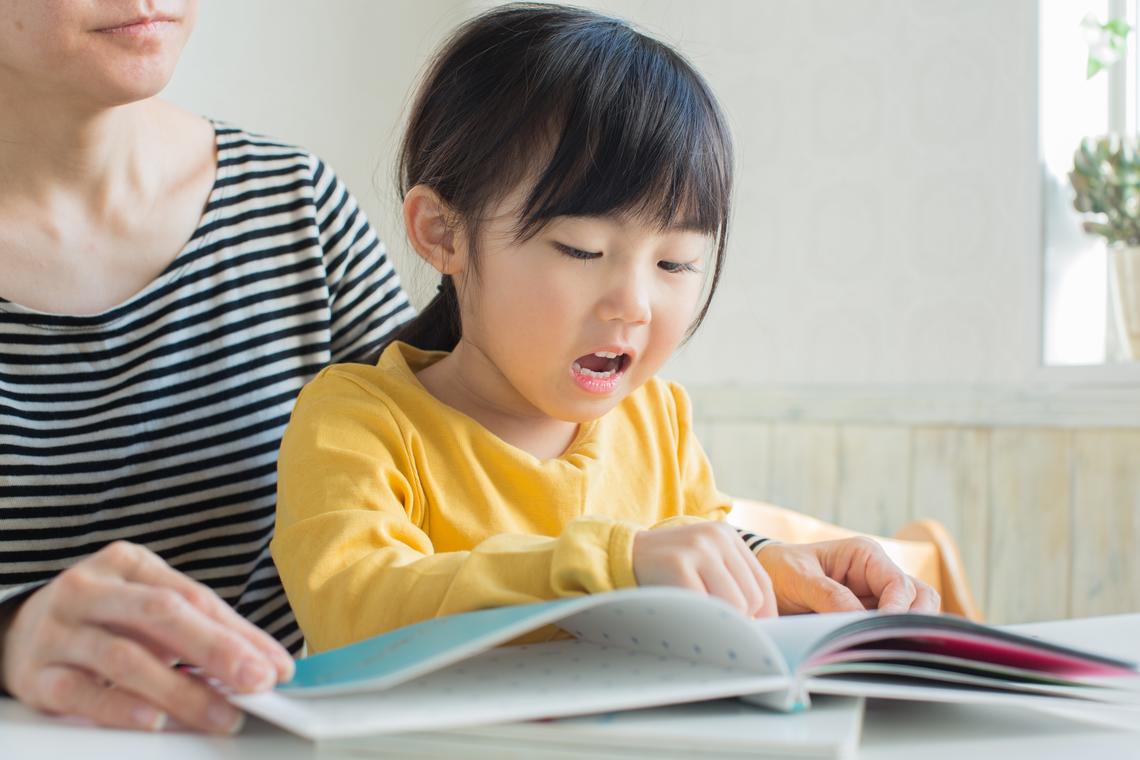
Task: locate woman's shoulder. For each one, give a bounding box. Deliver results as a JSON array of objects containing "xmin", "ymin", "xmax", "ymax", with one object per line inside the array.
[
  {"xmin": 206, "ymin": 120, "xmax": 371, "ymax": 232},
  {"xmin": 210, "ymin": 120, "xmax": 312, "ymax": 158},
  {"xmin": 208, "ymin": 119, "xmax": 321, "ymax": 178}
]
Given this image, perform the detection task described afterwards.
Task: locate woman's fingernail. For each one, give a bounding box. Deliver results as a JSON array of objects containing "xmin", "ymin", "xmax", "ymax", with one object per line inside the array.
[
  {"xmin": 208, "ymin": 702, "xmax": 245, "ymax": 735},
  {"xmin": 237, "ymin": 659, "xmax": 275, "ymax": 691},
  {"xmin": 277, "ymin": 654, "xmax": 296, "ymax": 681},
  {"xmin": 132, "ymin": 706, "xmax": 167, "ymax": 731}
]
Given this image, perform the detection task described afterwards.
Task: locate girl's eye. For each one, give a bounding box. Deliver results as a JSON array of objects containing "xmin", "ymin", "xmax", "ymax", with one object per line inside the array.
[
  {"xmin": 658, "ymin": 260, "xmax": 701, "ymax": 274},
  {"xmin": 554, "ymin": 243, "xmax": 601, "ymax": 260}
]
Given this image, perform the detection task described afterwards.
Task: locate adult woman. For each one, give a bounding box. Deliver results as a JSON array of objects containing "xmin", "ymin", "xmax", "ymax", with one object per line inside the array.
[{"xmin": 0, "ymin": 0, "xmax": 413, "ymax": 734}]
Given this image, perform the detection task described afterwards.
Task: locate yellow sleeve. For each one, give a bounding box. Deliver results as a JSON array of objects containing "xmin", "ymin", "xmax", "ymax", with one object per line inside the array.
[
  {"xmin": 271, "ymin": 372, "xmax": 642, "ymax": 653},
  {"xmin": 650, "ymin": 382, "xmax": 732, "ymax": 530}
]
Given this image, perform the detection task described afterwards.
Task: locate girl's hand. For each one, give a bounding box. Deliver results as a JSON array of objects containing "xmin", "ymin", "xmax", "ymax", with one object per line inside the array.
[
  {"xmin": 756, "ymin": 537, "xmax": 941, "ymax": 615},
  {"xmin": 0, "ymin": 541, "xmax": 294, "ymax": 734},
  {"xmin": 632, "ymin": 522, "xmax": 777, "ymax": 618}
]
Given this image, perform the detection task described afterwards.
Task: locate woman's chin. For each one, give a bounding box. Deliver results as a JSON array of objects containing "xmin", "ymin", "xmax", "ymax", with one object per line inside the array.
[
  {"xmin": 59, "ymin": 41, "xmax": 186, "ymax": 108},
  {"xmin": 72, "ymin": 68, "xmax": 179, "ymax": 109}
]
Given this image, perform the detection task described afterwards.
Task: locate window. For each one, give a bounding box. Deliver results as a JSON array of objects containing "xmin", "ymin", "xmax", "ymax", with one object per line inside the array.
[{"xmin": 1040, "ymin": 0, "xmax": 1140, "ymax": 366}]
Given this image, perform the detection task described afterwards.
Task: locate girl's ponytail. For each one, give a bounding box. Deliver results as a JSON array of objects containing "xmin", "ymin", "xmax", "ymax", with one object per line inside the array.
[{"xmin": 389, "ymin": 275, "xmax": 461, "ymax": 352}]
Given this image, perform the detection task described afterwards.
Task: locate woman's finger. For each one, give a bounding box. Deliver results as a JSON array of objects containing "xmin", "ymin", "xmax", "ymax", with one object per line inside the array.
[
  {"xmin": 799, "ymin": 573, "xmax": 865, "ymax": 613},
  {"xmin": 33, "ymin": 665, "xmax": 169, "ymax": 732},
  {"xmin": 58, "ymin": 625, "xmax": 245, "ymax": 735},
  {"xmin": 872, "ymin": 573, "xmax": 918, "ymax": 614},
  {"xmin": 81, "ymin": 581, "xmax": 279, "ymax": 695},
  {"xmin": 911, "ymin": 582, "xmax": 941, "ymax": 613},
  {"xmin": 89, "ymin": 542, "xmax": 293, "ymax": 680}
]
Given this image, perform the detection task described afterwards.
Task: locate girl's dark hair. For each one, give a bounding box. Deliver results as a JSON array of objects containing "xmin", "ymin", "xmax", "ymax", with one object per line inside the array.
[{"xmin": 392, "ymin": 2, "xmax": 733, "ymax": 352}]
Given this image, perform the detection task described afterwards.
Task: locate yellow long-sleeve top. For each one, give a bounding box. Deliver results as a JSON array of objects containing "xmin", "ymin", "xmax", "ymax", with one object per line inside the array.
[{"xmin": 273, "ymin": 341, "xmax": 730, "ymax": 653}]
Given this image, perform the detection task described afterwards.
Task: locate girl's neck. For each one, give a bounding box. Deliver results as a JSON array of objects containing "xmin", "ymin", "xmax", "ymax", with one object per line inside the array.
[{"xmin": 415, "ymin": 341, "xmax": 582, "ymax": 461}]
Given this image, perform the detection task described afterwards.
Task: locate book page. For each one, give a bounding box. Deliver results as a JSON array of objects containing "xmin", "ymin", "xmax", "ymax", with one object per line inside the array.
[
  {"xmin": 805, "ymin": 676, "xmax": 1140, "ymax": 731},
  {"xmin": 276, "ymin": 587, "xmax": 794, "ymax": 698},
  {"xmin": 559, "ymin": 589, "xmax": 791, "ymax": 675},
  {"xmin": 751, "ymin": 611, "xmax": 870, "ymax": 671},
  {"xmin": 234, "ymin": 639, "xmax": 790, "ymax": 740},
  {"xmin": 808, "ymin": 662, "xmax": 1140, "ymax": 702}
]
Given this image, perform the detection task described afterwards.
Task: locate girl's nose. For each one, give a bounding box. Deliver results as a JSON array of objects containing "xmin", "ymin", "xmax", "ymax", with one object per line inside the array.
[{"xmin": 596, "ymin": 270, "xmax": 652, "ymax": 325}]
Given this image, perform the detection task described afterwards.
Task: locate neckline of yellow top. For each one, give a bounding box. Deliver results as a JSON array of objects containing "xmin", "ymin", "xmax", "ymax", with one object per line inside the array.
[{"xmin": 373, "ymin": 340, "xmax": 602, "ymax": 467}]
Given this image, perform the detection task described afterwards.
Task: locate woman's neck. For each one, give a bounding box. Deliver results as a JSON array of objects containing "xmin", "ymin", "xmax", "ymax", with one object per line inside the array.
[
  {"xmin": 0, "ymin": 93, "xmax": 156, "ymax": 210},
  {"xmin": 0, "ymin": 90, "xmax": 216, "ymax": 315}
]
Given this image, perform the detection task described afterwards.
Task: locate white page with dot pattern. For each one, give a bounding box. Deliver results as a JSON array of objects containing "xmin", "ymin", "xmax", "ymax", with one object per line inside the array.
[{"xmin": 234, "ymin": 587, "xmax": 822, "ymax": 739}]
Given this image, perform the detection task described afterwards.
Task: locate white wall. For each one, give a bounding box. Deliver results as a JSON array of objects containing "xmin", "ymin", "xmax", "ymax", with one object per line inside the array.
[
  {"xmin": 624, "ymin": 0, "xmax": 1041, "ymax": 388},
  {"xmin": 165, "ymin": 0, "xmax": 1042, "ymax": 390},
  {"xmin": 164, "ymin": 0, "xmax": 472, "ymax": 308}
]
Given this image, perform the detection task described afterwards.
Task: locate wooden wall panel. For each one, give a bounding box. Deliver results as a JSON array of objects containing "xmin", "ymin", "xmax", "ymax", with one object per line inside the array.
[
  {"xmin": 695, "ymin": 411, "xmax": 1139, "ymax": 623},
  {"xmin": 705, "ymin": 421, "xmax": 770, "ymax": 503},
  {"xmin": 910, "ymin": 428, "xmax": 991, "ymax": 616},
  {"xmin": 983, "ymin": 430, "xmax": 1072, "ymax": 624},
  {"xmin": 1071, "ymin": 431, "xmax": 1140, "ymax": 618},
  {"xmin": 765, "ymin": 424, "xmax": 840, "ymax": 523},
  {"xmin": 835, "ymin": 426, "xmax": 913, "ymax": 536}
]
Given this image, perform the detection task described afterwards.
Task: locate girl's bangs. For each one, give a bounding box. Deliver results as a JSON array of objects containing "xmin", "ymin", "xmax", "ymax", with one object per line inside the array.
[{"xmin": 511, "ymin": 36, "xmax": 732, "ymax": 241}]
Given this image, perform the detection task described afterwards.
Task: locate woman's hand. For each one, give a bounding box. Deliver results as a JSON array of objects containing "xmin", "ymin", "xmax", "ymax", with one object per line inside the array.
[
  {"xmin": 757, "ymin": 537, "xmax": 940, "ymax": 615},
  {"xmin": 0, "ymin": 541, "xmax": 294, "ymax": 734},
  {"xmin": 632, "ymin": 522, "xmax": 777, "ymax": 618}
]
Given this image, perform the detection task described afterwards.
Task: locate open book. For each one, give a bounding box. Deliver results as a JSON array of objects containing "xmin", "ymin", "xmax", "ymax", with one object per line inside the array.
[{"xmin": 233, "ymin": 587, "xmax": 1140, "ymax": 740}]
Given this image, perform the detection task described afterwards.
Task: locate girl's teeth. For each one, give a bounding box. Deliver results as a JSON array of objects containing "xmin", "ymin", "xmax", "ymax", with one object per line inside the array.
[
  {"xmin": 572, "ymin": 362, "xmax": 618, "ymax": 378},
  {"xmin": 594, "ymin": 351, "xmax": 619, "ymax": 359}
]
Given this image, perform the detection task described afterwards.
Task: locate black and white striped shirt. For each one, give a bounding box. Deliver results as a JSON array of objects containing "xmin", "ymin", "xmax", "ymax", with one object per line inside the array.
[{"xmin": 0, "ymin": 122, "xmax": 414, "ymax": 654}]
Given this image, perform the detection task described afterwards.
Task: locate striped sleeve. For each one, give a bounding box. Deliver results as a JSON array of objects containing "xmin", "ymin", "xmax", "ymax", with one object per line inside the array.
[
  {"xmin": 735, "ymin": 528, "xmax": 779, "ymax": 554},
  {"xmin": 311, "ymin": 158, "xmax": 414, "ymax": 363}
]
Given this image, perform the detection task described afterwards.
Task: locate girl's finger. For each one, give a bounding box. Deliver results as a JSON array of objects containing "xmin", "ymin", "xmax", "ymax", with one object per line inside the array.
[
  {"xmin": 57, "ymin": 625, "xmax": 245, "ymax": 735},
  {"xmin": 721, "ymin": 539, "xmax": 768, "ymax": 617},
  {"xmin": 33, "ymin": 664, "xmax": 169, "ymax": 732},
  {"xmin": 696, "ymin": 560, "xmax": 750, "ymax": 616},
  {"xmin": 742, "ymin": 545, "xmax": 778, "ymax": 618}
]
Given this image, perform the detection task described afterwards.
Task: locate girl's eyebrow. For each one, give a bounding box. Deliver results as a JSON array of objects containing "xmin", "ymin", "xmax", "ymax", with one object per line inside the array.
[{"xmin": 668, "ymin": 221, "xmax": 710, "ymax": 233}]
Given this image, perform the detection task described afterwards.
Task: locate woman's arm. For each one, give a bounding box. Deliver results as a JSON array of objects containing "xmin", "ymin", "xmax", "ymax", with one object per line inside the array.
[{"xmin": 311, "ymin": 158, "xmax": 415, "ymax": 364}]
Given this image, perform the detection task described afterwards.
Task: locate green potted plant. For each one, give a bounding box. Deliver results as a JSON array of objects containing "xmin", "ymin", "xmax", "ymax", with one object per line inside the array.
[
  {"xmin": 1071, "ymin": 135, "xmax": 1140, "ymax": 359},
  {"xmin": 1069, "ymin": 14, "xmax": 1140, "ymax": 360}
]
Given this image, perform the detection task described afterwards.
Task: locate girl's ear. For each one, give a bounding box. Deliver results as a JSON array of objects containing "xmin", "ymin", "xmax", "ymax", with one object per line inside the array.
[{"xmin": 403, "ymin": 185, "xmax": 465, "ymax": 275}]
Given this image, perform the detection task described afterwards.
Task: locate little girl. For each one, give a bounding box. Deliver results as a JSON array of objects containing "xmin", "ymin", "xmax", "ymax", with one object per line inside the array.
[{"xmin": 273, "ymin": 3, "xmax": 937, "ymax": 653}]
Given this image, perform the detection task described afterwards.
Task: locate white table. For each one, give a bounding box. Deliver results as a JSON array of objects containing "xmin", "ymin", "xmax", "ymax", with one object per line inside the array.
[{"xmin": 3, "ymin": 614, "xmax": 1138, "ymax": 759}]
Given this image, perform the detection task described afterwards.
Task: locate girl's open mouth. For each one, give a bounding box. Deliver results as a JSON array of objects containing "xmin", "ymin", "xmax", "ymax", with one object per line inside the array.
[{"xmin": 570, "ymin": 351, "xmax": 631, "ymax": 394}]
